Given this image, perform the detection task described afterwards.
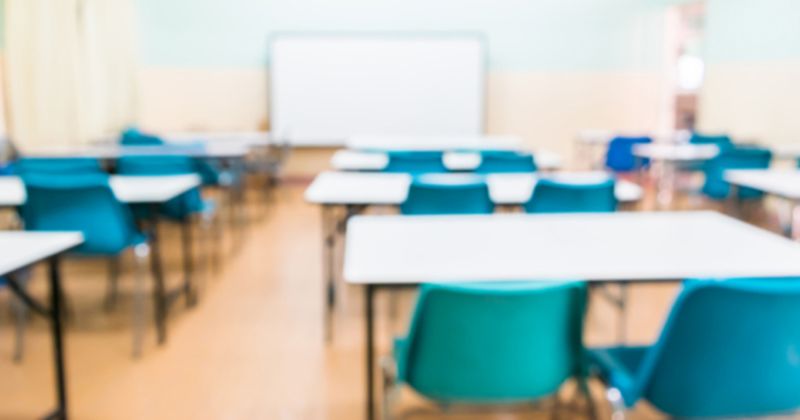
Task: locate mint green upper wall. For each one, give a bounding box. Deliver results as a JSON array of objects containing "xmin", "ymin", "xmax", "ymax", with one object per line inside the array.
[
  {"xmin": 706, "ymin": 0, "xmax": 800, "ymax": 63},
  {"xmin": 136, "ymin": 0, "xmax": 665, "ymax": 71}
]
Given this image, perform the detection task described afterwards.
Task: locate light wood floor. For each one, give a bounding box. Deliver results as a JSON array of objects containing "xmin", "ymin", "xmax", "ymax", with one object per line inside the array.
[{"xmin": 0, "ymin": 178, "xmax": 788, "ymax": 419}]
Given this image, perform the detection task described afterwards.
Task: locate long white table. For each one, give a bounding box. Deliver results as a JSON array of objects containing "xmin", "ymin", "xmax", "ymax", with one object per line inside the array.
[
  {"xmin": 330, "ymin": 149, "xmax": 563, "ymax": 172},
  {"xmin": 344, "ymin": 211, "xmax": 800, "ymax": 419},
  {"xmin": 725, "ymin": 169, "xmax": 800, "ymax": 237},
  {"xmin": 347, "ymin": 135, "xmax": 522, "ymax": 151},
  {"xmin": 23, "ymin": 143, "xmax": 249, "ymax": 160},
  {"xmin": 0, "ymin": 232, "xmax": 84, "ymax": 419},
  {"xmin": 633, "ymin": 143, "xmax": 720, "ymax": 207}
]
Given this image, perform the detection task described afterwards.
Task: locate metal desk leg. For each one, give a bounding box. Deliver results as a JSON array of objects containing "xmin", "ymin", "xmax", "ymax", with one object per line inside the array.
[
  {"xmin": 181, "ymin": 198, "xmax": 196, "ymax": 306},
  {"xmin": 48, "ymin": 256, "xmax": 68, "ymax": 420},
  {"xmin": 364, "ymin": 284, "xmax": 376, "ymax": 420},
  {"xmin": 149, "ymin": 204, "xmax": 168, "ymax": 344},
  {"xmin": 322, "ymin": 205, "xmax": 336, "ymax": 341}
]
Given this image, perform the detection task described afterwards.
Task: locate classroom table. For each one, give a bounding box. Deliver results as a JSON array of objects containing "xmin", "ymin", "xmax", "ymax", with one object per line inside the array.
[
  {"xmin": 344, "ymin": 211, "xmax": 800, "ymax": 420},
  {"xmin": 0, "ymin": 174, "xmax": 202, "ymax": 342},
  {"xmin": 330, "ymin": 149, "xmax": 563, "ymax": 172},
  {"xmin": 0, "ymin": 231, "xmax": 84, "ymax": 420},
  {"xmin": 23, "ymin": 143, "xmax": 249, "ymax": 160},
  {"xmin": 160, "ymin": 131, "xmax": 273, "ymax": 149},
  {"xmin": 724, "ymin": 169, "xmax": 800, "ymax": 237},
  {"xmin": 305, "ymin": 171, "xmax": 643, "ymax": 340},
  {"xmin": 633, "ymin": 143, "xmax": 719, "ymax": 207},
  {"xmin": 346, "ymin": 135, "xmax": 522, "ymax": 151}
]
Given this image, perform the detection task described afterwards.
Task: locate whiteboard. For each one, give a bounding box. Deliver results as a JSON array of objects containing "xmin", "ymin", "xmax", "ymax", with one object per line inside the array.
[{"xmin": 269, "ymin": 34, "xmax": 486, "ymax": 146}]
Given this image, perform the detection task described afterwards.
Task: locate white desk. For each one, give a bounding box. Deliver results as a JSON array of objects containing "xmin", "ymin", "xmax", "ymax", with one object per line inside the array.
[
  {"xmin": 0, "ymin": 231, "xmax": 83, "ymax": 419},
  {"xmin": 0, "ymin": 174, "xmax": 201, "ymax": 207},
  {"xmin": 23, "ymin": 143, "xmax": 249, "ymax": 160},
  {"xmin": 633, "ymin": 143, "xmax": 720, "ymax": 208},
  {"xmin": 305, "ymin": 171, "xmax": 642, "ymax": 205},
  {"xmin": 345, "ymin": 211, "xmax": 800, "ymax": 419},
  {"xmin": 161, "ymin": 131, "xmax": 272, "ymax": 148},
  {"xmin": 347, "ymin": 135, "xmax": 521, "ymax": 151},
  {"xmin": 725, "ymin": 169, "xmax": 800, "ymax": 238},
  {"xmin": 330, "ymin": 149, "xmax": 562, "ymax": 172}
]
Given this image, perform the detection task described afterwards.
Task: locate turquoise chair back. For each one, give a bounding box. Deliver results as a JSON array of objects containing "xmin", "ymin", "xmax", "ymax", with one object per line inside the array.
[
  {"xmin": 121, "ymin": 127, "xmax": 165, "ymax": 146},
  {"xmin": 14, "ymin": 157, "xmax": 103, "ymax": 174},
  {"xmin": 702, "ymin": 146, "xmax": 772, "ymax": 200},
  {"xmin": 635, "ymin": 280, "xmax": 800, "ymax": 417},
  {"xmin": 398, "ymin": 282, "xmax": 587, "ymax": 402},
  {"xmin": 117, "ymin": 155, "xmax": 204, "ymax": 220},
  {"xmin": 605, "ymin": 136, "xmax": 652, "ymax": 172},
  {"xmin": 400, "ymin": 176, "xmax": 494, "ymax": 215},
  {"xmin": 689, "ymin": 132, "xmax": 733, "ymax": 151},
  {"xmin": 20, "ymin": 173, "xmax": 142, "ymax": 255},
  {"xmin": 525, "ymin": 178, "xmax": 617, "ymax": 213},
  {"xmin": 383, "ymin": 151, "xmax": 447, "ymax": 174},
  {"xmin": 475, "ymin": 151, "xmax": 537, "ymax": 173}
]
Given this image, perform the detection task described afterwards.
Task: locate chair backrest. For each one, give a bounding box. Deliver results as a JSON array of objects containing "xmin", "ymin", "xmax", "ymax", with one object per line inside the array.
[
  {"xmin": 20, "ymin": 173, "xmax": 140, "ymax": 255},
  {"xmin": 402, "ymin": 281, "xmax": 587, "ymax": 402},
  {"xmin": 383, "ymin": 151, "xmax": 447, "ymax": 174},
  {"xmin": 14, "ymin": 157, "xmax": 103, "ymax": 175},
  {"xmin": 605, "ymin": 136, "xmax": 652, "ymax": 172},
  {"xmin": 120, "ymin": 127, "xmax": 165, "ymax": 146},
  {"xmin": 637, "ymin": 279, "xmax": 800, "ymax": 418},
  {"xmin": 524, "ymin": 178, "xmax": 617, "ymax": 213},
  {"xmin": 689, "ymin": 132, "xmax": 733, "ymax": 151},
  {"xmin": 400, "ymin": 175, "xmax": 494, "ymax": 215},
  {"xmin": 702, "ymin": 146, "xmax": 772, "ymax": 199},
  {"xmin": 475, "ymin": 151, "xmax": 537, "ymax": 173}
]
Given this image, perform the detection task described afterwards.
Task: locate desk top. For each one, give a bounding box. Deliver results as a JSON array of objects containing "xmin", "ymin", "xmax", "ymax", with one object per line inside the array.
[
  {"xmin": 344, "ymin": 211, "xmax": 800, "ymax": 284},
  {"xmin": 633, "ymin": 143, "xmax": 719, "ymax": 161},
  {"xmin": 725, "ymin": 170, "xmax": 800, "ymax": 200},
  {"xmin": 160, "ymin": 131, "xmax": 272, "ymax": 148},
  {"xmin": 346, "ymin": 135, "xmax": 521, "ymax": 151},
  {"xmin": 305, "ymin": 171, "xmax": 642, "ymax": 205},
  {"xmin": 0, "ymin": 174, "xmax": 201, "ymax": 207},
  {"xmin": 23, "ymin": 143, "xmax": 249, "ymax": 159},
  {"xmin": 0, "ymin": 232, "xmax": 83, "ymax": 276},
  {"xmin": 330, "ymin": 150, "xmax": 563, "ymax": 172}
]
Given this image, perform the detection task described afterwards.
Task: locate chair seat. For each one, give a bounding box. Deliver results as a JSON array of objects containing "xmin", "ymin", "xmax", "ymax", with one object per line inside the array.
[{"xmin": 588, "ymin": 345, "xmax": 650, "ymax": 407}]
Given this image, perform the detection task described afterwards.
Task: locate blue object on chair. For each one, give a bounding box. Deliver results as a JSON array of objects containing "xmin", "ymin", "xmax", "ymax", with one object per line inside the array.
[
  {"xmin": 605, "ymin": 136, "xmax": 652, "ymax": 172},
  {"xmin": 14, "ymin": 157, "xmax": 103, "ymax": 175},
  {"xmin": 400, "ymin": 175, "xmax": 494, "ymax": 215},
  {"xmin": 117, "ymin": 155, "xmax": 210, "ymax": 221},
  {"xmin": 590, "ymin": 279, "xmax": 800, "ymax": 418},
  {"xmin": 388, "ymin": 281, "xmax": 588, "ymax": 405},
  {"xmin": 524, "ymin": 178, "xmax": 617, "ymax": 213},
  {"xmin": 383, "ymin": 151, "xmax": 447, "ymax": 174},
  {"xmin": 20, "ymin": 173, "xmax": 145, "ymax": 255},
  {"xmin": 475, "ymin": 150, "xmax": 537, "ymax": 173},
  {"xmin": 702, "ymin": 146, "xmax": 772, "ymax": 200}
]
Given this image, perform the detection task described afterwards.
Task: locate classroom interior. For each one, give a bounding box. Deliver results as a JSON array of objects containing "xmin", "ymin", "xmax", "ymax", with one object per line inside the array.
[{"xmin": 1, "ymin": 1, "xmax": 800, "ymax": 419}]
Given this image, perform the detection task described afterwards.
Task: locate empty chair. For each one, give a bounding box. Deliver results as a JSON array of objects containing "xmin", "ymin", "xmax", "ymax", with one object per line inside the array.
[
  {"xmin": 524, "ymin": 178, "xmax": 617, "ymax": 213},
  {"xmin": 400, "ymin": 175, "xmax": 494, "ymax": 215},
  {"xmin": 120, "ymin": 127, "xmax": 165, "ymax": 146},
  {"xmin": 19, "ymin": 172, "xmax": 160, "ymax": 357},
  {"xmin": 590, "ymin": 279, "xmax": 800, "ymax": 418},
  {"xmin": 14, "ymin": 157, "xmax": 103, "ymax": 175},
  {"xmin": 383, "ymin": 281, "xmax": 590, "ymax": 419},
  {"xmin": 383, "ymin": 151, "xmax": 447, "ymax": 174},
  {"xmin": 702, "ymin": 146, "xmax": 772, "ymax": 200},
  {"xmin": 475, "ymin": 150, "xmax": 537, "ymax": 173},
  {"xmin": 689, "ymin": 132, "xmax": 733, "ymax": 151},
  {"xmin": 605, "ymin": 136, "xmax": 652, "ymax": 172}
]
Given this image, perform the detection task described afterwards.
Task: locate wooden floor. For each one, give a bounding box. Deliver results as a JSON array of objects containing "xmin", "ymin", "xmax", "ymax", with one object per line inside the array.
[{"xmin": 0, "ymin": 178, "xmax": 789, "ymax": 419}]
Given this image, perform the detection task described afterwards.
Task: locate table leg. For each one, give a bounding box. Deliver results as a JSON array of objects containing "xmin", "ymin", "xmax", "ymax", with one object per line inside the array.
[
  {"xmin": 48, "ymin": 256, "xmax": 68, "ymax": 420},
  {"xmin": 365, "ymin": 284, "xmax": 376, "ymax": 420},
  {"xmin": 322, "ymin": 205, "xmax": 336, "ymax": 341},
  {"xmin": 149, "ymin": 204, "xmax": 168, "ymax": 344},
  {"xmin": 181, "ymin": 198, "xmax": 196, "ymax": 306}
]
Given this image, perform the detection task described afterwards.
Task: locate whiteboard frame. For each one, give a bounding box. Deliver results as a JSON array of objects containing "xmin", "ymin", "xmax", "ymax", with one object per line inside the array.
[{"xmin": 267, "ymin": 32, "xmax": 489, "ymax": 148}]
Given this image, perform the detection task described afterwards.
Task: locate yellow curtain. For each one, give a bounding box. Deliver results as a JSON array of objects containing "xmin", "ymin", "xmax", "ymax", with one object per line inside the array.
[{"xmin": 4, "ymin": 0, "xmax": 138, "ymax": 152}]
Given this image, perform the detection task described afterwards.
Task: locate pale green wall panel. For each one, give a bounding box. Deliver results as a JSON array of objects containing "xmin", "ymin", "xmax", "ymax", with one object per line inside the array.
[{"xmin": 705, "ymin": 0, "xmax": 800, "ymax": 62}]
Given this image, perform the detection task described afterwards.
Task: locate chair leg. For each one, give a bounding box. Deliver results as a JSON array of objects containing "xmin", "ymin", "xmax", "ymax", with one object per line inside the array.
[
  {"xmin": 578, "ymin": 378, "xmax": 598, "ymax": 420},
  {"xmin": 132, "ymin": 244, "xmax": 150, "ymax": 358},
  {"xmin": 380, "ymin": 356, "xmax": 400, "ymax": 420},
  {"xmin": 605, "ymin": 387, "xmax": 626, "ymax": 420},
  {"xmin": 11, "ymin": 268, "xmax": 32, "ymax": 363},
  {"xmin": 105, "ymin": 256, "xmax": 121, "ymax": 312}
]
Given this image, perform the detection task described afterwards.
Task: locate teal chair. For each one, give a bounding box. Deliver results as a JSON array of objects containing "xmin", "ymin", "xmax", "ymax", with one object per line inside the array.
[
  {"xmin": 14, "ymin": 157, "xmax": 103, "ymax": 174},
  {"xmin": 605, "ymin": 136, "xmax": 652, "ymax": 173},
  {"xmin": 690, "ymin": 132, "xmax": 733, "ymax": 150},
  {"xmin": 475, "ymin": 151, "xmax": 537, "ymax": 173},
  {"xmin": 19, "ymin": 172, "xmax": 161, "ymax": 357},
  {"xmin": 525, "ymin": 178, "xmax": 617, "ymax": 213},
  {"xmin": 702, "ymin": 146, "xmax": 772, "ymax": 200},
  {"xmin": 121, "ymin": 127, "xmax": 165, "ymax": 146},
  {"xmin": 400, "ymin": 175, "xmax": 494, "ymax": 215},
  {"xmin": 383, "ymin": 151, "xmax": 447, "ymax": 174},
  {"xmin": 590, "ymin": 279, "xmax": 800, "ymax": 419},
  {"xmin": 383, "ymin": 281, "xmax": 590, "ymax": 418}
]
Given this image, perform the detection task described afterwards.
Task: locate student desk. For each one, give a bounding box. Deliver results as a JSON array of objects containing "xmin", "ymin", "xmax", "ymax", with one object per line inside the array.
[
  {"xmin": 0, "ymin": 174, "xmax": 202, "ymax": 342},
  {"xmin": 725, "ymin": 169, "xmax": 800, "ymax": 237},
  {"xmin": 305, "ymin": 171, "xmax": 643, "ymax": 340},
  {"xmin": 0, "ymin": 232, "xmax": 83, "ymax": 420},
  {"xmin": 633, "ymin": 143, "xmax": 719, "ymax": 207},
  {"xmin": 346, "ymin": 135, "xmax": 522, "ymax": 151},
  {"xmin": 344, "ymin": 211, "xmax": 800, "ymax": 420},
  {"xmin": 330, "ymin": 149, "xmax": 563, "ymax": 172}
]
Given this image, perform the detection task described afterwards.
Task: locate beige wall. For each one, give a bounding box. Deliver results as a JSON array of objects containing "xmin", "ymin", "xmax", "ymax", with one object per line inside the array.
[
  {"xmin": 699, "ymin": 60, "xmax": 800, "ymax": 147},
  {"xmin": 138, "ymin": 67, "xmax": 669, "ymax": 170}
]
